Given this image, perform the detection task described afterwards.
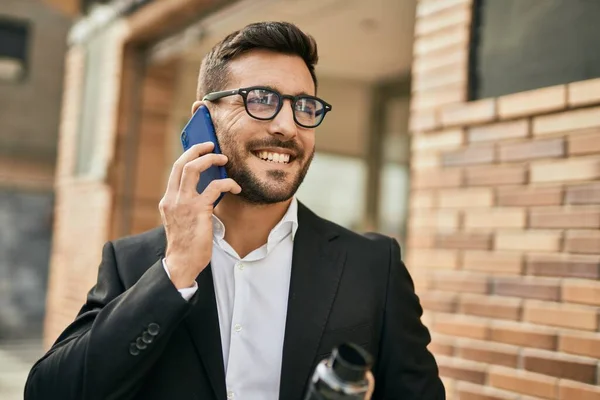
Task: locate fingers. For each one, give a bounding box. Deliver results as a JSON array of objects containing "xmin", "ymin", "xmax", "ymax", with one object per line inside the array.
[
  {"xmin": 200, "ymin": 178, "xmax": 242, "ymax": 205},
  {"xmin": 365, "ymin": 371, "xmax": 375, "ymax": 400},
  {"xmin": 179, "ymin": 153, "xmax": 228, "ymax": 197},
  {"xmin": 165, "ymin": 142, "xmax": 215, "ymax": 199}
]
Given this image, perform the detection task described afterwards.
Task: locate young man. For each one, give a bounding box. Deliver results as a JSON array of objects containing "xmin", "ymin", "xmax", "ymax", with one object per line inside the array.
[{"xmin": 25, "ymin": 22, "xmax": 444, "ymax": 400}]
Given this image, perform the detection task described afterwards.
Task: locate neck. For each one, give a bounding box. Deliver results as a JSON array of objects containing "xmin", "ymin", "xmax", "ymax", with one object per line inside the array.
[{"xmin": 213, "ymin": 194, "xmax": 293, "ymax": 258}]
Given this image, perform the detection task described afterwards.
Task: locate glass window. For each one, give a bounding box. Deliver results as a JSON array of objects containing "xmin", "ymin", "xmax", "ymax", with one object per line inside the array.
[
  {"xmin": 470, "ymin": 0, "xmax": 600, "ymax": 99},
  {"xmin": 0, "ymin": 17, "xmax": 30, "ymax": 82}
]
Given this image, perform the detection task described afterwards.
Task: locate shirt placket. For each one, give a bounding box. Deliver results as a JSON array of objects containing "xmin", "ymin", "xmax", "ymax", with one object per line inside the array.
[{"xmin": 225, "ymin": 257, "xmax": 250, "ymax": 400}]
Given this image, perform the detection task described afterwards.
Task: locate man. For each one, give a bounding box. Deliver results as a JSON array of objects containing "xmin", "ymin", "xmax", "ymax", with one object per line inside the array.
[{"xmin": 25, "ymin": 21, "xmax": 444, "ymax": 400}]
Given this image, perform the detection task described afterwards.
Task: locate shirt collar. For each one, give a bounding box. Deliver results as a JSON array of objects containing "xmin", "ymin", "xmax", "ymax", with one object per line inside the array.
[{"xmin": 211, "ymin": 197, "xmax": 299, "ymax": 242}]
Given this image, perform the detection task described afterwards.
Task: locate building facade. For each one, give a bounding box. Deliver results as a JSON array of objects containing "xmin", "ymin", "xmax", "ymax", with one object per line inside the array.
[
  {"xmin": 46, "ymin": 0, "xmax": 600, "ymax": 399},
  {"xmin": 0, "ymin": 0, "xmax": 71, "ymax": 341}
]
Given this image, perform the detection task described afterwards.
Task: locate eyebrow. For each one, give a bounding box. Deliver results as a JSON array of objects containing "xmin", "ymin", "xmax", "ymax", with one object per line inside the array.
[{"xmin": 260, "ymin": 84, "xmax": 313, "ymax": 97}]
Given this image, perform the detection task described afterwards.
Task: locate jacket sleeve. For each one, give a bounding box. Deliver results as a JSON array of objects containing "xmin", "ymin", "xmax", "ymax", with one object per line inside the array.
[
  {"xmin": 372, "ymin": 237, "xmax": 445, "ymax": 400},
  {"xmin": 24, "ymin": 241, "xmax": 196, "ymax": 400}
]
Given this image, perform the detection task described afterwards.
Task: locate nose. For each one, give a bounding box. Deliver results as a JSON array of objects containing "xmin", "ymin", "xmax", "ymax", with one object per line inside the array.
[{"xmin": 268, "ymin": 99, "xmax": 298, "ymax": 141}]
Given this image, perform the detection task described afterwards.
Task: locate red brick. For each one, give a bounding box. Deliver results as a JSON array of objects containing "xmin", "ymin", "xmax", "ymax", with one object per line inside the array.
[
  {"xmin": 416, "ymin": 0, "xmax": 471, "ymax": 18},
  {"xmin": 529, "ymin": 206, "xmax": 600, "ymax": 229},
  {"xmin": 428, "ymin": 335, "xmax": 455, "ymax": 356},
  {"xmin": 498, "ymin": 85, "xmax": 567, "ymax": 119},
  {"xmin": 410, "ymin": 190, "xmax": 436, "ymax": 209},
  {"xmin": 434, "ymin": 314, "xmax": 490, "ymax": 340},
  {"xmin": 527, "ymin": 253, "xmax": 600, "ymax": 279},
  {"xmin": 413, "ymin": 65, "xmax": 466, "ymax": 92},
  {"xmin": 523, "ymin": 348, "xmax": 597, "ymax": 384},
  {"xmin": 562, "ymin": 280, "xmax": 600, "ymax": 306},
  {"xmin": 493, "ymin": 277, "xmax": 560, "ymax": 301},
  {"xmin": 411, "ymin": 152, "xmax": 441, "ymax": 170},
  {"xmin": 415, "ymin": 2, "xmax": 471, "ymax": 36},
  {"xmin": 413, "ymin": 168, "xmax": 462, "ymax": 189},
  {"xmin": 533, "ymin": 106, "xmax": 600, "ymax": 136},
  {"xmin": 440, "ymin": 99, "xmax": 496, "ymax": 127},
  {"xmin": 559, "ymin": 331, "xmax": 600, "ymax": 359},
  {"xmin": 437, "ymin": 233, "xmax": 492, "ymax": 250},
  {"xmin": 499, "ymin": 138, "xmax": 564, "ymax": 163},
  {"xmin": 566, "ymin": 182, "xmax": 600, "ymax": 204},
  {"xmin": 412, "ymin": 128, "xmax": 464, "ymax": 151},
  {"xmin": 411, "ymin": 86, "xmax": 465, "ymax": 111},
  {"xmin": 437, "ymin": 355, "xmax": 487, "ymax": 384},
  {"xmin": 490, "ymin": 321, "xmax": 557, "ymax": 350},
  {"xmin": 497, "ymin": 185, "xmax": 563, "ymax": 207},
  {"xmin": 558, "ymin": 379, "xmax": 600, "ymax": 400},
  {"xmin": 405, "ymin": 248, "xmax": 459, "ymax": 270},
  {"xmin": 523, "ymin": 300, "xmax": 598, "ymax": 331},
  {"xmin": 564, "ymin": 230, "xmax": 600, "ymax": 254},
  {"xmin": 495, "ymin": 231, "xmax": 562, "ymax": 252},
  {"xmin": 410, "ymin": 209, "xmax": 460, "ymax": 230},
  {"xmin": 456, "ymin": 382, "xmax": 519, "ymax": 400},
  {"xmin": 530, "ymin": 157, "xmax": 600, "ymax": 183},
  {"xmin": 413, "ymin": 24, "xmax": 469, "ymax": 56},
  {"xmin": 464, "ymin": 208, "xmax": 526, "ymax": 230},
  {"xmin": 568, "ymin": 78, "xmax": 600, "ymax": 107},
  {"xmin": 430, "ymin": 272, "xmax": 490, "ymax": 295},
  {"xmin": 438, "ymin": 188, "xmax": 493, "ymax": 208},
  {"xmin": 466, "ymin": 165, "xmax": 527, "ymax": 186},
  {"xmin": 463, "ymin": 251, "xmax": 523, "ymax": 275},
  {"xmin": 413, "ymin": 44, "xmax": 467, "ymax": 75},
  {"xmin": 460, "ymin": 294, "xmax": 522, "ymax": 321},
  {"xmin": 559, "ymin": 380, "xmax": 600, "ymax": 400},
  {"xmin": 419, "ymin": 291, "xmax": 458, "ymax": 313},
  {"xmin": 468, "ymin": 119, "xmax": 529, "ymax": 143},
  {"xmin": 442, "ymin": 145, "xmax": 495, "ymax": 167},
  {"xmin": 410, "ymin": 109, "xmax": 439, "ymax": 132},
  {"xmin": 407, "ymin": 231, "xmax": 435, "ymax": 248},
  {"xmin": 456, "ymin": 340, "xmax": 519, "ymax": 368},
  {"xmin": 488, "ymin": 366, "xmax": 558, "ymax": 399}
]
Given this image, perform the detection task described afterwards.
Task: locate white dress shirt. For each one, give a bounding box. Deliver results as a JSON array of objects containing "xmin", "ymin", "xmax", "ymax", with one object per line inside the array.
[{"xmin": 163, "ymin": 198, "xmax": 298, "ymax": 400}]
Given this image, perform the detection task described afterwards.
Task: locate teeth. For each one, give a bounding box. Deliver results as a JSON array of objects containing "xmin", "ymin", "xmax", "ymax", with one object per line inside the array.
[{"xmin": 255, "ymin": 151, "xmax": 291, "ymax": 164}]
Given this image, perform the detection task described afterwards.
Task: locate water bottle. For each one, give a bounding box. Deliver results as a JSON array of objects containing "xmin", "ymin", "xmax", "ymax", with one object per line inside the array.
[{"xmin": 304, "ymin": 342, "xmax": 374, "ymax": 400}]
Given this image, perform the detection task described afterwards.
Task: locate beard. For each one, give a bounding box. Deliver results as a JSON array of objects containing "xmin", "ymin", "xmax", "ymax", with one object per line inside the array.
[{"xmin": 216, "ymin": 123, "xmax": 314, "ymax": 205}]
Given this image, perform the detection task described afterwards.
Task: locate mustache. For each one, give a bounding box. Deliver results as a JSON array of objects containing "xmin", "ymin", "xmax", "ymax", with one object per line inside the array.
[{"xmin": 246, "ymin": 138, "xmax": 304, "ymax": 158}]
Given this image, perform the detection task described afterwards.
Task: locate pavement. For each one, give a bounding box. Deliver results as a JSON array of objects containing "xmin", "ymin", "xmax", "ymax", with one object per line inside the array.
[{"xmin": 0, "ymin": 340, "xmax": 43, "ymax": 399}]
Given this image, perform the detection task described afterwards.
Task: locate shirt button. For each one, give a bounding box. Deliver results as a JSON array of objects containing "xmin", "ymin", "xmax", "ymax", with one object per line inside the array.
[
  {"xmin": 237, "ymin": 262, "xmax": 245, "ymax": 270},
  {"xmin": 227, "ymin": 390, "xmax": 235, "ymax": 399},
  {"xmin": 234, "ymin": 324, "xmax": 242, "ymax": 332}
]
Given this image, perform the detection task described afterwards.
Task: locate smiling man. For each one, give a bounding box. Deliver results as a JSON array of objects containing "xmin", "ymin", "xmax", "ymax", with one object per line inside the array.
[{"xmin": 25, "ymin": 22, "xmax": 444, "ymax": 400}]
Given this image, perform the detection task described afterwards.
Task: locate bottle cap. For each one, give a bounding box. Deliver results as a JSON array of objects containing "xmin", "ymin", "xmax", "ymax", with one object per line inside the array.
[{"xmin": 330, "ymin": 342, "xmax": 374, "ymax": 383}]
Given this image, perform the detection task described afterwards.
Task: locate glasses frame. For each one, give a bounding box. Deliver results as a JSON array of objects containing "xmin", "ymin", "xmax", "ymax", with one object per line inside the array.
[{"xmin": 202, "ymin": 86, "xmax": 332, "ymax": 128}]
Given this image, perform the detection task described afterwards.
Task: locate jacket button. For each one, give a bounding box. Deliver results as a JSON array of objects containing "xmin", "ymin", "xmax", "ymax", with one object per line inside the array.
[
  {"xmin": 136, "ymin": 337, "xmax": 147, "ymax": 350},
  {"xmin": 142, "ymin": 331, "xmax": 154, "ymax": 344},
  {"xmin": 129, "ymin": 343, "xmax": 140, "ymax": 356},
  {"xmin": 148, "ymin": 323, "xmax": 160, "ymax": 336}
]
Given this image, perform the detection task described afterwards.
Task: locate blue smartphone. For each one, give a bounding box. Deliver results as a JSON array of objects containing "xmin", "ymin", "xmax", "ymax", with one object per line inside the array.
[{"xmin": 180, "ymin": 105, "xmax": 228, "ymax": 206}]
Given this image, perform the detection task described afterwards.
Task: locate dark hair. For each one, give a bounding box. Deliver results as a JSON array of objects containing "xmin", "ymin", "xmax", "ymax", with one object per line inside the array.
[{"xmin": 196, "ymin": 21, "xmax": 319, "ymax": 99}]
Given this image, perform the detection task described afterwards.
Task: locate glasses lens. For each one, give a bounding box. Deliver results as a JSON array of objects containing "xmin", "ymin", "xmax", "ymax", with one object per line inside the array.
[
  {"xmin": 246, "ymin": 89, "xmax": 280, "ymax": 119},
  {"xmin": 294, "ymin": 97, "xmax": 325, "ymax": 127}
]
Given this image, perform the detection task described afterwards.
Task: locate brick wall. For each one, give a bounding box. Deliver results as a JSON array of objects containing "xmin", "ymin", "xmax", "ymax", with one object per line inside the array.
[{"xmin": 408, "ymin": 1, "xmax": 600, "ymax": 399}]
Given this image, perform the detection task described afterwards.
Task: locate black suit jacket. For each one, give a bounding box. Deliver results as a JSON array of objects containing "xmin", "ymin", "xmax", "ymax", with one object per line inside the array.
[{"xmin": 25, "ymin": 203, "xmax": 444, "ymax": 400}]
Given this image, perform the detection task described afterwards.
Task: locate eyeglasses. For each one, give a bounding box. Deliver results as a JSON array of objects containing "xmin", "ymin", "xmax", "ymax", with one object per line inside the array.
[{"xmin": 202, "ymin": 86, "xmax": 332, "ymax": 128}]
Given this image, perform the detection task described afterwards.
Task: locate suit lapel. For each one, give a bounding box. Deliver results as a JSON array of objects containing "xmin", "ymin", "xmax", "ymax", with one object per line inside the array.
[
  {"xmin": 184, "ymin": 265, "xmax": 227, "ymax": 400},
  {"xmin": 155, "ymin": 230, "xmax": 226, "ymax": 400},
  {"xmin": 279, "ymin": 203, "xmax": 347, "ymax": 400}
]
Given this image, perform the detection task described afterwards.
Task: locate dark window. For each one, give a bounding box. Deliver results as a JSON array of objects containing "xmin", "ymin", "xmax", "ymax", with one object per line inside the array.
[
  {"xmin": 469, "ymin": 0, "xmax": 600, "ymax": 100},
  {"xmin": 0, "ymin": 17, "xmax": 30, "ymax": 82}
]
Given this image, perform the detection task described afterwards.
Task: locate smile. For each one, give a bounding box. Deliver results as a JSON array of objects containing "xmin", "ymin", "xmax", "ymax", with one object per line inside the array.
[{"xmin": 253, "ymin": 150, "xmax": 293, "ymax": 164}]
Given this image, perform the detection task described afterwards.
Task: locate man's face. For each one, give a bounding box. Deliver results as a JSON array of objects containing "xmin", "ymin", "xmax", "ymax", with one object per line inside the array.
[{"xmin": 208, "ymin": 50, "xmax": 316, "ymax": 205}]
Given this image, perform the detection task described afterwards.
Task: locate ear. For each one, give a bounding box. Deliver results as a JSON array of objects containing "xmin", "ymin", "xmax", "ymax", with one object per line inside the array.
[{"xmin": 191, "ymin": 100, "xmax": 204, "ymax": 115}]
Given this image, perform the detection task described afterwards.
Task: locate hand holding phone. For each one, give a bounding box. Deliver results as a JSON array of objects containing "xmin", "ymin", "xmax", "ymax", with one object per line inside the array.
[
  {"xmin": 180, "ymin": 105, "xmax": 229, "ymax": 206},
  {"xmin": 157, "ymin": 107, "xmax": 241, "ymax": 290}
]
